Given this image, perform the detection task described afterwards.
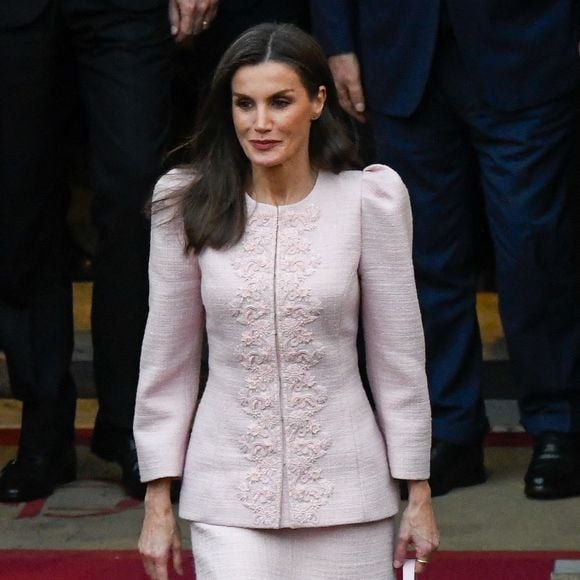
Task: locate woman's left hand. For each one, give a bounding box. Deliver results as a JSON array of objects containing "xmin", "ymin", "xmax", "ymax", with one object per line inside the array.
[{"xmin": 393, "ymin": 480, "xmax": 440, "ymax": 575}]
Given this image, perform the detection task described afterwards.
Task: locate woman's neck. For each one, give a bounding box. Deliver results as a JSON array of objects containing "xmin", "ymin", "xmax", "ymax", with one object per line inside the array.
[{"xmin": 248, "ymin": 161, "xmax": 318, "ymax": 206}]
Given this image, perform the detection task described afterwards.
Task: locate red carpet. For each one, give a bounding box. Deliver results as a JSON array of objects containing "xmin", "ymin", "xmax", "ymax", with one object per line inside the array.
[{"xmin": 1, "ymin": 551, "xmax": 579, "ymax": 579}]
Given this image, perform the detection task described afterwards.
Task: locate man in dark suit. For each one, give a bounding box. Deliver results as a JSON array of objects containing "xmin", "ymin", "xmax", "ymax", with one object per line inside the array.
[
  {"xmin": 0, "ymin": 0, "xmax": 216, "ymax": 502},
  {"xmin": 311, "ymin": 0, "xmax": 580, "ymax": 499}
]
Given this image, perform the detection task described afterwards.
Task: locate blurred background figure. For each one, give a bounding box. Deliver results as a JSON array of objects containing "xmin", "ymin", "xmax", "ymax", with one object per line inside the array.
[
  {"xmin": 311, "ymin": 0, "xmax": 580, "ymax": 500},
  {"xmin": 0, "ymin": 0, "xmax": 178, "ymax": 502}
]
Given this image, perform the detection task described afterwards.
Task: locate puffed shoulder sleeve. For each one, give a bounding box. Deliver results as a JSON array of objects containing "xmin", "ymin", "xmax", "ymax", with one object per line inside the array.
[
  {"xmin": 359, "ymin": 164, "xmax": 431, "ymax": 481},
  {"xmin": 133, "ymin": 169, "xmax": 204, "ymax": 482}
]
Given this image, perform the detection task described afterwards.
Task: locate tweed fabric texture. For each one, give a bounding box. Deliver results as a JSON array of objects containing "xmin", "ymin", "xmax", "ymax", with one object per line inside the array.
[
  {"xmin": 190, "ymin": 518, "xmax": 395, "ymax": 580},
  {"xmin": 134, "ymin": 164, "xmax": 431, "ymax": 528}
]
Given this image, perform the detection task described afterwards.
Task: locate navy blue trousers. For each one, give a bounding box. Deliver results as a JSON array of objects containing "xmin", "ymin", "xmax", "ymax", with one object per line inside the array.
[{"xmin": 371, "ymin": 35, "xmax": 580, "ymax": 444}]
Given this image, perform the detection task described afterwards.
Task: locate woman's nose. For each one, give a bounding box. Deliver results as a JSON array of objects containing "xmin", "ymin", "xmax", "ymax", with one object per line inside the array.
[{"xmin": 254, "ymin": 106, "xmax": 271, "ymax": 132}]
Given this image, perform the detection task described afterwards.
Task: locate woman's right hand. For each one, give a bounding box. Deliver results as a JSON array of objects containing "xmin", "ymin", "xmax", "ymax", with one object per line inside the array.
[{"xmin": 138, "ymin": 479, "xmax": 184, "ymax": 580}]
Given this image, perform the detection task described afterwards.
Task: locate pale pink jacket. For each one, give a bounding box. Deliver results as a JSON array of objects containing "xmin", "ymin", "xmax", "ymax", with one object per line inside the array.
[{"xmin": 134, "ymin": 164, "xmax": 431, "ymax": 529}]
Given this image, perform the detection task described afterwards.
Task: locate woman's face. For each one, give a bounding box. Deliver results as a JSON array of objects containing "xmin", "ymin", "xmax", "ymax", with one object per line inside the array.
[{"xmin": 231, "ymin": 61, "xmax": 326, "ymax": 170}]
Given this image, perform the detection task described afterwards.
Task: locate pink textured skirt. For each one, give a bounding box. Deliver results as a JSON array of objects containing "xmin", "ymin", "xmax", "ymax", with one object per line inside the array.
[{"xmin": 190, "ymin": 518, "xmax": 395, "ymax": 580}]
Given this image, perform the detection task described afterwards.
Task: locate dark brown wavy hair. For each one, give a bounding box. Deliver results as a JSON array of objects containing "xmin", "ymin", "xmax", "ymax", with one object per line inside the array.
[{"xmin": 160, "ymin": 23, "xmax": 361, "ymax": 253}]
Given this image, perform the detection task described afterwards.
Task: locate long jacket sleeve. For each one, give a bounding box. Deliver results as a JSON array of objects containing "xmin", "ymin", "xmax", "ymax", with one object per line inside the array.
[
  {"xmin": 359, "ymin": 165, "xmax": 431, "ymax": 480},
  {"xmin": 133, "ymin": 170, "xmax": 204, "ymax": 482}
]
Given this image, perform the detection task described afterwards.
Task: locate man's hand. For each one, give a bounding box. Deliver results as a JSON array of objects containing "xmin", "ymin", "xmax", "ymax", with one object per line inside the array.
[
  {"xmin": 328, "ymin": 52, "xmax": 367, "ymax": 123},
  {"xmin": 169, "ymin": 0, "xmax": 219, "ymax": 43}
]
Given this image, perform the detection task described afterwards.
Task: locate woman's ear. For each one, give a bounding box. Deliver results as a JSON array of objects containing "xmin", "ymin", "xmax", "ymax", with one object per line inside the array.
[{"xmin": 312, "ymin": 85, "xmax": 327, "ymax": 120}]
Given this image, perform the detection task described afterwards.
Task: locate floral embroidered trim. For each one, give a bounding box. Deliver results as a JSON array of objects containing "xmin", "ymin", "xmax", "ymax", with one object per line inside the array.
[
  {"xmin": 277, "ymin": 207, "xmax": 333, "ymax": 524},
  {"xmin": 232, "ymin": 212, "xmax": 281, "ymax": 527},
  {"xmin": 232, "ymin": 205, "xmax": 333, "ymax": 526}
]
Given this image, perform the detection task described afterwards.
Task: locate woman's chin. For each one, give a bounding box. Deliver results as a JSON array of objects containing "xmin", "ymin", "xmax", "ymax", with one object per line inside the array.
[{"xmin": 249, "ymin": 157, "xmax": 286, "ymax": 170}]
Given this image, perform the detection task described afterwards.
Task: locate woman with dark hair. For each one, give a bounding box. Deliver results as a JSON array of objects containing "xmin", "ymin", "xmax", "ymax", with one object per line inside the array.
[{"xmin": 134, "ymin": 23, "xmax": 439, "ymax": 580}]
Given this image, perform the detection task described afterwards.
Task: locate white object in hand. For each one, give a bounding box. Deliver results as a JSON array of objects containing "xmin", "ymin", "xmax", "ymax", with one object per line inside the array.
[{"xmin": 403, "ymin": 559, "xmax": 416, "ymax": 580}]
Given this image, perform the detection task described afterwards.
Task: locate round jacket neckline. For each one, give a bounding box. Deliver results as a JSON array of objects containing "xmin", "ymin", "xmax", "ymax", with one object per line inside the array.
[{"xmin": 245, "ymin": 171, "xmax": 325, "ymax": 210}]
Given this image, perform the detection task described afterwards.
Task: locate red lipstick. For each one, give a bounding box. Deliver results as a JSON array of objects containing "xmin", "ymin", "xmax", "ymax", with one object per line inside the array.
[{"xmin": 249, "ymin": 140, "xmax": 281, "ymax": 151}]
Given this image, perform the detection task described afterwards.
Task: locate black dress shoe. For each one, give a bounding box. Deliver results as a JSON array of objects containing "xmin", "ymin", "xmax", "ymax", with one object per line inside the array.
[
  {"xmin": 429, "ymin": 438, "xmax": 487, "ymax": 497},
  {"xmin": 525, "ymin": 432, "xmax": 580, "ymax": 500},
  {"xmin": 91, "ymin": 425, "xmax": 146, "ymax": 501},
  {"xmin": 0, "ymin": 446, "xmax": 76, "ymax": 503}
]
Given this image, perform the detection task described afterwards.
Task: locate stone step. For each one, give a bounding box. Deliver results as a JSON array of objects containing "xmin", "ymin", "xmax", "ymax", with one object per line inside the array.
[{"xmin": 553, "ymin": 560, "xmax": 580, "ymax": 580}]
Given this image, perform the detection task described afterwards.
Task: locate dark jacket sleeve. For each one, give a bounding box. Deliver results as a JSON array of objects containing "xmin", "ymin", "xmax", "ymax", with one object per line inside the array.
[{"xmin": 310, "ymin": 0, "xmax": 356, "ymax": 56}]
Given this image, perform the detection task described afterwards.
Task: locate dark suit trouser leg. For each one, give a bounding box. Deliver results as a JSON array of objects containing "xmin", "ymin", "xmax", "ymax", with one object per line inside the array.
[
  {"xmin": 65, "ymin": 1, "xmax": 171, "ymax": 431},
  {"xmin": 372, "ymin": 46, "xmax": 580, "ymax": 442},
  {"xmin": 432, "ymin": 38, "xmax": 580, "ymax": 437},
  {"xmin": 0, "ymin": 4, "xmax": 76, "ymax": 454},
  {"xmin": 371, "ymin": 92, "xmax": 489, "ymax": 445},
  {"xmin": 469, "ymin": 94, "xmax": 580, "ymax": 436}
]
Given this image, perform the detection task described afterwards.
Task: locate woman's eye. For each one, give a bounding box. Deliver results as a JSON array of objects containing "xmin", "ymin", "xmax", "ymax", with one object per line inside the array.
[
  {"xmin": 272, "ymin": 99, "xmax": 290, "ymax": 109},
  {"xmin": 235, "ymin": 99, "xmax": 253, "ymax": 110}
]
